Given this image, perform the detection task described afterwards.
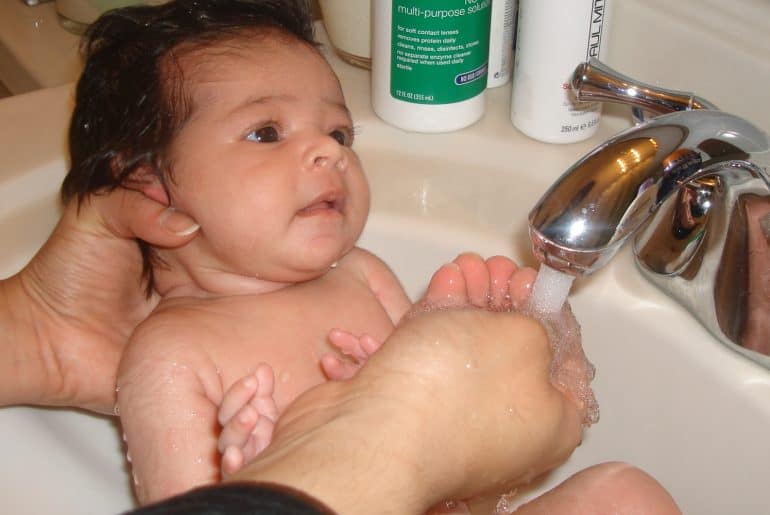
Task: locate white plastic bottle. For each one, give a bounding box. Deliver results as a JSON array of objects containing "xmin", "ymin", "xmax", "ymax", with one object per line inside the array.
[
  {"xmin": 372, "ymin": 0, "xmax": 492, "ymax": 133},
  {"xmin": 487, "ymin": 0, "xmax": 515, "ymax": 88},
  {"xmin": 510, "ymin": 0, "xmax": 612, "ymax": 143}
]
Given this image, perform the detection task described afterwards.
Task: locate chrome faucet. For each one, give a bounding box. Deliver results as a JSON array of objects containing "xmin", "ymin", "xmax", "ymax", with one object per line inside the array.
[{"xmin": 528, "ymin": 59, "xmax": 770, "ymax": 368}]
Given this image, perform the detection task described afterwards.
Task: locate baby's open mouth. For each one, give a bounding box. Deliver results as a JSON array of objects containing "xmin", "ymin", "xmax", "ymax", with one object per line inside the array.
[{"xmin": 297, "ymin": 192, "xmax": 344, "ymax": 217}]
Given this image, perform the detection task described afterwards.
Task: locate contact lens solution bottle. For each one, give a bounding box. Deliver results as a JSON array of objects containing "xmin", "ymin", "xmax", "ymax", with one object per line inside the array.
[{"xmin": 372, "ymin": 0, "xmax": 493, "ymax": 133}]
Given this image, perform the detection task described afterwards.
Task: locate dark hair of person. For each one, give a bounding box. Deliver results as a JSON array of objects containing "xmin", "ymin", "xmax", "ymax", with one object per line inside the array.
[
  {"xmin": 60, "ymin": 0, "xmax": 316, "ymax": 294},
  {"xmin": 126, "ymin": 482, "xmax": 336, "ymax": 514}
]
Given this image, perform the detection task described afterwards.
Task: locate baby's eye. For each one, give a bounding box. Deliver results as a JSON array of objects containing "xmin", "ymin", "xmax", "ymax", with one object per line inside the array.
[
  {"xmin": 329, "ymin": 128, "xmax": 353, "ymax": 146},
  {"xmin": 246, "ymin": 125, "xmax": 280, "ymax": 143}
]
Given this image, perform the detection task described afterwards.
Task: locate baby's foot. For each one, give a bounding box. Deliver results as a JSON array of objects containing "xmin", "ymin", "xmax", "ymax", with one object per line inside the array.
[
  {"xmin": 422, "ymin": 253, "xmax": 598, "ymax": 426},
  {"xmin": 322, "ymin": 329, "xmax": 383, "ymax": 380},
  {"xmin": 420, "ymin": 253, "xmax": 537, "ymax": 312},
  {"xmin": 217, "ymin": 364, "xmax": 278, "ymax": 477}
]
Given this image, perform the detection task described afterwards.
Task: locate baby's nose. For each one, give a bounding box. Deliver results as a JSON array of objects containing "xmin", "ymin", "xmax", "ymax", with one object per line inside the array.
[{"xmin": 304, "ymin": 135, "xmax": 347, "ymax": 173}]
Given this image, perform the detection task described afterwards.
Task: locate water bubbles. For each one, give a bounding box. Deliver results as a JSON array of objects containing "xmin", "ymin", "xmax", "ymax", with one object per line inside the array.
[
  {"xmin": 440, "ymin": 500, "xmax": 462, "ymax": 510},
  {"xmin": 113, "ymin": 403, "xmax": 121, "ymax": 416},
  {"xmin": 494, "ymin": 489, "xmax": 519, "ymax": 514}
]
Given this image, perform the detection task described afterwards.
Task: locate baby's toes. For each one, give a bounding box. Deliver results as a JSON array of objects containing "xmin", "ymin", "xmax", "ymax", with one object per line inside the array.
[
  {"xmin": 423, "ymin": 262, "xmax": 469, "ymax": 308},
  {"xmin": 509, "ymin": 266, "xmax": 537, "ymax": 309},
  {"xmin": 452, "ymin": 253, "xmax": 490, "ymax": 307},
  {"xmin": 486, "ymin": 256, "xmax": 518, "ymax": 310}
]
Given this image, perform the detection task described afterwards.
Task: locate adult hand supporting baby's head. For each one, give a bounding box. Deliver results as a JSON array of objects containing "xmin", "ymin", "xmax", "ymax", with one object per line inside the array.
[{"xmin": 1, "ymin": 188, "xmax": 198, "ymax": 413}]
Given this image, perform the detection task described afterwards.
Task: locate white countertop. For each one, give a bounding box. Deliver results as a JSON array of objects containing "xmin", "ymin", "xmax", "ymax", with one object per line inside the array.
[{"xmin": 1, "ymin": 0, "xmax": 768, "ymax": 132}]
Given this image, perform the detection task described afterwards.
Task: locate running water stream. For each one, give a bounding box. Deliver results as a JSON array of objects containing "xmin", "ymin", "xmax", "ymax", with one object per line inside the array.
[{"xmin": 530, "ymin": 264, "xmax": 575, "ymax": 314}]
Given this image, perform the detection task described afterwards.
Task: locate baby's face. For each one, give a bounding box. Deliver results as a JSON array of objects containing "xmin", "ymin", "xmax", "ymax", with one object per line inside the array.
[{"xmin": 164, "ymin": 37, "xmax": 369, "ymax": 283}]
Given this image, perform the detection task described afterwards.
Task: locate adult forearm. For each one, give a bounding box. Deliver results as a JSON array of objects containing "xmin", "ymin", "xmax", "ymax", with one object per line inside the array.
[
  {"xmin": 227, "ymin": 383, "xmax": 434, "ymax": 515},
  {"xmin": 0, "ymin": 275, "xmax": 50, "ymax": 407}
]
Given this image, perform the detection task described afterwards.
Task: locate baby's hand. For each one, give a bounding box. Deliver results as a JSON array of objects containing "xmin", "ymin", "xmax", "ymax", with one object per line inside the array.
[
  {"xmin": 217, "ymin": 364, "xmax": 278, "ymax": 477},
  {"xmin": 322, "ymin": 329, "xmax": 383, "ymax": 380}
]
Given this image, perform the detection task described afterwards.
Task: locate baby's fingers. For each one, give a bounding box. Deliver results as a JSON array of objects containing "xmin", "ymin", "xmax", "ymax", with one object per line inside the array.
[
  {"xmin": 321, "ymin": 354, "xmax": 359, "ymax": 381},
  {"xmin": 218, "ymin": 404, "xmax": 260, "ymax": 454},
  {"xmin": 218, "ymin": 373, "xmax": 259, "ymax": 426},
  {"xmin": 328, "ymin": 329, "xmax": 369, "ymax": 362}
]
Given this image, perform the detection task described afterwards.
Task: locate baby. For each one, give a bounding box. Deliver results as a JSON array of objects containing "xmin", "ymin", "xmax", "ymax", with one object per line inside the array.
[
  {"xmin": 62, "ymin": 0, "xmax": 413, "ymax": 503},
  {"xmin": 61, "ymin": 1, "xmax": 679, "ymax": 513}
]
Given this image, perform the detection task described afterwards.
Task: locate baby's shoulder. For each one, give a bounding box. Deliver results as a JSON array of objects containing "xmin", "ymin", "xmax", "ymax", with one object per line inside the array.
[
  {"xmin": 125, "ymin": 300, "xmax": 214, "ymax": 359},
  {"xmin": 338, "ymin": 246, "xmax": 390, "ymax": 272}
]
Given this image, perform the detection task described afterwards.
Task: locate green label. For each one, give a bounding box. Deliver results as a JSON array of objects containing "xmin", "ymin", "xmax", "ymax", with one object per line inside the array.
[{"xmin": 391, "ymin": 0, "xmax": 491, "ymax": 105}]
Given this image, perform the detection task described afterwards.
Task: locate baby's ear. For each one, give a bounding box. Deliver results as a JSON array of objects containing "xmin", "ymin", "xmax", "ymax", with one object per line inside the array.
[{"xmin": 124, "ymin": 163, "xmax": 169, "ymax": 206}]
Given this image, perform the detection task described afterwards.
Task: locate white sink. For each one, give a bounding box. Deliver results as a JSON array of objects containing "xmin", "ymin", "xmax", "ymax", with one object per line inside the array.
[{"xmin": 1, "ymin": 7, "xmax": 769, "ymax": 510}]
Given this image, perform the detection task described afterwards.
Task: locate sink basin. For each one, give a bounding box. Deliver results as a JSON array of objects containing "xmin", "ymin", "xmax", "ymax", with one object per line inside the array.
[{"xmin": 2, "ymin": 124, "xmax": 769, "ymax": 513}]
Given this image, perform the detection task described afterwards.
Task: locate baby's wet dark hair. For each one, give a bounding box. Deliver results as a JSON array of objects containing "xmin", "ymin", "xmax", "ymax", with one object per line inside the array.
[{"xmin": 61, "ymin": 0, "xmax": 316, "ymax": 293}]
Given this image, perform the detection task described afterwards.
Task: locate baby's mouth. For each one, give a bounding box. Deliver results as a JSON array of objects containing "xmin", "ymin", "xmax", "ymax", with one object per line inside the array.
[{"xmin": 297, "ymin": 192, "xmax": 345, "ymax": 217}]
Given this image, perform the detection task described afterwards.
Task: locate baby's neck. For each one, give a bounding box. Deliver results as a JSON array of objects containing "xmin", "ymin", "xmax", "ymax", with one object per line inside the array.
[
  {"xmin": 158, "ymin": 270, "xmax": 292, "ymax": 299},
  {"xmin": 153, "ymin": 258, "xmax": 297, "ymax": 299}
]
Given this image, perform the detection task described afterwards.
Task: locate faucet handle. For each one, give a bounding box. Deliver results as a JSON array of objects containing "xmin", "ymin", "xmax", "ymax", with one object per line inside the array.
[{"xmin": 571, "ymin": 59, "xmax": 718, "ymax": 123}]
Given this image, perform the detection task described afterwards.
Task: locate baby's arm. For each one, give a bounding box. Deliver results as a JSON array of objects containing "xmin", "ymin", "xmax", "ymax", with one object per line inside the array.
[
  {"xmin": 355, "ymin": 247, "xmax": 412, "ymax": 324},
  {"xmin": 322, "ymin": 248, "xmax": 411, "ymax": 380},
  {"xmin": 117, "ymin": 320, "xmax": 223, "ymax": 504}
]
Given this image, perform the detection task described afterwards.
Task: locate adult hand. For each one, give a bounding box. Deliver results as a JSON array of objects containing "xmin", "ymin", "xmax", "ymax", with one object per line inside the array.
[
  {"xmin": 228, "ymin": 257, "xmax": 585, "ymax": 514},
  {"xmin": 1, "ymin": 189, "xmax": 198, "ymax": 413}
]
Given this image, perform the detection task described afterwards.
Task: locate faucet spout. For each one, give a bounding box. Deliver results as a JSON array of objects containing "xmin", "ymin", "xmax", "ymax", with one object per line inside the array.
[
  {"xmin": 528, "ymin": 60, "xmax": 770, "ymax": 366},
  {"xmin": 529, "ymin": 110, "xmax": 770, "ymax": 276}
]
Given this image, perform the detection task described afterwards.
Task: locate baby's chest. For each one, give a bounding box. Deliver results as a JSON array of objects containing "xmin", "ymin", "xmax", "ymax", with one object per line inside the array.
[{"xmin": 203, "ymin": 279, "xmax": 394, "ymax": 405}]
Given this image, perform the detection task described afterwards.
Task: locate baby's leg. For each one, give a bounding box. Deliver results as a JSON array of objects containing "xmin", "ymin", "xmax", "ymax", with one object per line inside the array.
[
  {"xmin": 509, "ymin": 462, "xmax": 682, "ymax": 514},
  {"xmin": 217, "ymin": 364, "xmax": 278, "ymax": 477}
]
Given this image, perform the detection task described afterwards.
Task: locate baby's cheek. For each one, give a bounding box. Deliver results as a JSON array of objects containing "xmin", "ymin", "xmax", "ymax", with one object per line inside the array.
[{"xmin": 523, "ymin": 303, "xmax": 600, "ymax": 427}]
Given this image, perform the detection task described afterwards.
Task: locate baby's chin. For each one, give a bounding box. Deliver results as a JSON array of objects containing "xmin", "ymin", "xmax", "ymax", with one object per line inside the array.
[{"xmin": 249, "ymin": 253, "xmax": 346, "ymax": 284}]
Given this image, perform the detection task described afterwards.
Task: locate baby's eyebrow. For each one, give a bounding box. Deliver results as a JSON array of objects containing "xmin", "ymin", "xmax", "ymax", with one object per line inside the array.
[
  {"xmin": 324, "ymin": 98, "xmax": 353, "ymax": 121},
  {"xmin": 228, "ymin": 94, "xmax": 294, "ymax": 116},
  {"xmin": 227, "ymin": 94, "xmax": 351, "ymax": 121}
]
